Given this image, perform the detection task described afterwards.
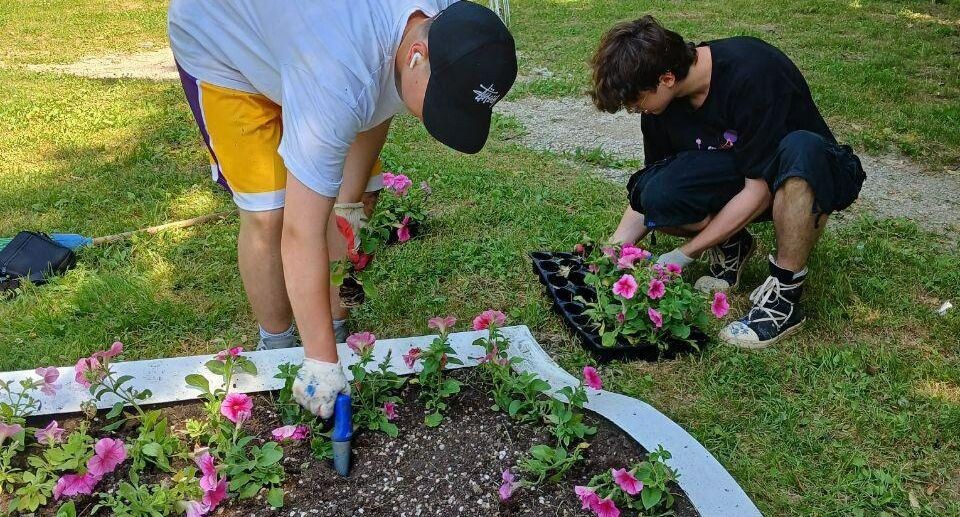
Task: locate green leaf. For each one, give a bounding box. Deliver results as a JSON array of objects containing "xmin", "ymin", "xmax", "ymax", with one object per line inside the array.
[
  {"xmin": 508, "ymin": 400, "xmax": 522, "ymax": 417},
  {"xmin": 239, "ymin": 359, "xmax": 258, "ymax": 376},
  {"xmin": 670, "ymin": 324, "xmax": 691, "ymax": 339},
  {"xmin": 641, "ymin": 487, "xmax": 663, "ymax": 510},
  {"xmin": 115, "ymin": 375, "xmax": 134, "ymax": 387},
  {"xmin": 106, "ymin": 401, "xmax": 125, "ymax": 419},
  {"xmin": 205, "ymin": 360, "xmax": 226, "ymax": 376},
  {"xmin": 57, "ymin": 501, "xmax": 77, "ymax": 517},
  {"xmin": 141, "ymin": 442, "xmax": 163, "ymax": 457},
  {"xmin": 239, "ymin": 482, "xmax": 260, "ymax": 499},
  {"xmin": 100, "ymin": 419, "xmax": 125, "ymax": 432},
  {"xmin": 184, "ymin": 374, "xmax": 211, "ymax": 394},
  {"xmin": 257, "ymin": 443, "xmax": 284, "ymax": 466},
  {"xmin": 267, "ymin": 487, "xmax": 285, "ymax": 509},
  {"xmin": 380, "ymin": 421, "xmax": 399, "ymax": 438},
  {"xmin": 424, "ymin": 412, "xmax": 443, "ymax": 427},
  {"xmin": 601, "ymin": 331, "xmax": 617, "ymax": 347},
  {"xmin": 135, "ymin": 389, "xmax": 153, "ymax": 400}
]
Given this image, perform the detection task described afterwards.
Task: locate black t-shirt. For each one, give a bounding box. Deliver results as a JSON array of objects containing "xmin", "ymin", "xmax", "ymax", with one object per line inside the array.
[{"xmin": 641, "ymin": 36, "xmax": 836, "ymax": 179}]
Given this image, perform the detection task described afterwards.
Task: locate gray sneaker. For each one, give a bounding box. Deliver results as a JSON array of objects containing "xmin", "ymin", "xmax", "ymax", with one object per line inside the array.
[{"xmin": 256, "ymin": 333, "xmax": 301, "ymax": 351}]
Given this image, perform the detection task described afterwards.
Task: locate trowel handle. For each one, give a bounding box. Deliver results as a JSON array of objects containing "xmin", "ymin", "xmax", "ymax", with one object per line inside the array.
[{"xmin": 331, "ymin": 393, "xmax": 353, "ymax": 442}]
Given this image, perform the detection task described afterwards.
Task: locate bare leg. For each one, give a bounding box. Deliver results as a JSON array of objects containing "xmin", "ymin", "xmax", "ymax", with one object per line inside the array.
[
  {"xmin": 609, "ymin": 207, "xmax": 649, "ymax": 245},
  {"xmin": 772, "ymin": 178, "xmax": 827, "ymax": 271},
  {"xmin": 238, "ymin": 208, "xmax": 293, "ymax": 333},
  {"xmin": 656, "ymin": 216, "xmax": 712, "ymax": 241}
]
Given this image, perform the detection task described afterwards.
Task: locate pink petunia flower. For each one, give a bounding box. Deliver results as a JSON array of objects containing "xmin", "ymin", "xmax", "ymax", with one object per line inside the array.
[
  {"xmin": 666, "ymin": 263, "xmax": 683, "ymax": 275},
  {"xmin": 383, "ymin": 172, "xmax": 413, "ymax": 196},
  {"xmin": 35, "ymin": 420, "xmax": 65, "ymax": 446},
  {"xmin": 86, "ymin": 437, "xmax": 127, "ymax": 477},
  {"xmin": 583, "ymin": 366, "xmax": 602, "ymax": 390},
  {"xmin": 397, "ymin": 216, "xmax": 412, "ymax": 242},
  {"xmin": 588, "ymin": 263, "xmax": 600, "ymax": 274},
  {"xmin": 202, "ymin": 477, "xmax": 228, "ymax": 509},
  {"xmin": 652, "ymin": 263, "xmax": 670, "ymax": 281},
  {"xmin": 612, "ymin": 468, "xmax": 643, "ymax": 495},
  {"xmin": 272, "ymin": 424, "xmax": 310, "ymax": 442},
  {"xmin": 499, "ymin": 469, "xmax": 518, "ymax": 501},
  {"xmin": 712, "ymin": 291, "xmax": 730, "ymax": 318},
  {"xmin": 574, "ymin": 485, "xmax": 601, "ymax": 511},
  {"xmin": 574, "ymin": 243, "xmax": 586, "ymax": 254},
  {"xmin": 195, "ymin": 452, "xmax": 218, "ymax": 491},
  {"xmin": 648, "ymin": 308, "xmax": 663, "ymax": 329},
  {"xmin": 402, "ymin": 347, "xmax": 422, "ymax": 369},
  {"xmin": 215, "ymin": 346, "xmax": 244, "ymax": 361},
  {"xmin": 94, "ymin": 341, "xmax": 124, "ymax": 361},
  {"xmin": 179, "ymin": 500, "xmax": 210, "ymax": 517},
  {"xmin": 346, "ymin": 331, "xmax": 377, "ymax": 355},
  {"xmin": 34, "ymin": 366, "xmax": 61, "ymax": 396},
  {"xmin": 616, "ymin": 312, "xmax": 625, "ymax": 324},
  {"xmin": 594, "ymin": 497, "xmax": 621, "ymax": 517},
  {"xmin": 427, "ymin": 315, "xmax": 457, "ymax": 334},
  {"xmin": 74, "ymin": 356, "xmax": 106, "ymax": 388},
  {"xmin": 220, "ymin": 393, "xmax": 253, "ymax": 424},
  {"xmin": 0, "ymin": 423, "xmax": 23, "ymax": 445},
  {"xmin": 601, "ymin": 247, "xmax": 618, "ymax": 260},
  {"xmin": 618, "ymin": 245, "xmax": 651, "ymax": 269},
  {"xmin": 383, "ymin": 401, "xmax": 397, "ymax": 421},
  {"xmin": 53, "ymin": 472, "xmax": 100, "ymax": 500},
  {"xmin": 647, "ymin": 278, "xmax": 666, "ymax": 299},
  {"xmin": 472, "ymin": 310, "xmax": 507, "ymax": 331},
  {"xmin": 612, "ymin": 274, "xmax": 638, "ymax": 299}
]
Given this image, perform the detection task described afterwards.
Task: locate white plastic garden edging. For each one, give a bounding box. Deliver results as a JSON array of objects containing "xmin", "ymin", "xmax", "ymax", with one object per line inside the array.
[{"xmin": 0, "ymin": 326, "xmax": 760, "ymax": 517}]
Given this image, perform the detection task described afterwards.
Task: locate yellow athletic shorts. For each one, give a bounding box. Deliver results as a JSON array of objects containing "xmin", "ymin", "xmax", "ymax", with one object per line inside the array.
[{"xmin": 176, "ymin": 64, "xmax": 383, "ymax": 212}]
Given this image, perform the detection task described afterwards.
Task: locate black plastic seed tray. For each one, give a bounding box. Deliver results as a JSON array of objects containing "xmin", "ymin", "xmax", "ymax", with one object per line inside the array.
[{"xmin": 530, "ymin": 251, "xmax": 707, "ymax": 363}]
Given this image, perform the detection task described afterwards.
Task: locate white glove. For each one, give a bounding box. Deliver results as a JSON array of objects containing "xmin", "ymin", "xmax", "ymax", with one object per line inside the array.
[
  {"xmin": 655, "ymin": 247, "xmax": 694, "ymax": 267},
  {"xmin": 334, "ymin": 202, "xmax": 368, "ymax": 252},
  {"xmin": 292, "ymin": 359, "xmax": 350, "ymax": 419}
]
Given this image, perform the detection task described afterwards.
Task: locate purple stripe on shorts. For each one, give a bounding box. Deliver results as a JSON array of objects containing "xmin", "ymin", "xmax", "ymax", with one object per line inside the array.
[{"xmin": 175, "ymin": 63, "xmax": 233, "ymax": 195}]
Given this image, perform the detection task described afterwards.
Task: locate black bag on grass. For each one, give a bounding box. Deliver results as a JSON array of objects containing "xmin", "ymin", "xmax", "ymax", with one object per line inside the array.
[{"xmin": 0, "ymin": 231, "xmax": 76, "ymax": 294}]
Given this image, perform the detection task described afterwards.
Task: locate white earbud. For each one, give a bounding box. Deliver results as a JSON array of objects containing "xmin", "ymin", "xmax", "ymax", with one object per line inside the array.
[{"xmin": 409, "ymin": 52, "xmax": 423, "ymax": 69}]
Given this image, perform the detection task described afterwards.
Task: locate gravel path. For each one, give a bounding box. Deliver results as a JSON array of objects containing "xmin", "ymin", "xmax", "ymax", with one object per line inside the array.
[{"xmin": 22, "ymin": 49, "xmax": 960, "ymax": 238}]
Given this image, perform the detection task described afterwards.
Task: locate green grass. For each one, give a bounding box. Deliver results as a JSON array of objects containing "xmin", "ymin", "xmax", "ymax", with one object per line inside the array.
[{"xmin": 1, "ymin": 1, "xmax": 960, "ymax": 515}]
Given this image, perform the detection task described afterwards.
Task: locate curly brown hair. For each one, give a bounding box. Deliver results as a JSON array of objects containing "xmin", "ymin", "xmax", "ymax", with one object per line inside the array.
[{"xmin": 589, "ymin": 16, "xmax": 697, "ymax": 113}]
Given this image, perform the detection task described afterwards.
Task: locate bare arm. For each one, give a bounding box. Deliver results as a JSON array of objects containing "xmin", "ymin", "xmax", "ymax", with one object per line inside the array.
[
  {"xmin": 679, "ymin": 178, "xmax": 771, "ymax": 257},
  {"xmin": 338, "ymin": 118, "xmax": 392, "ymax": 203},
  {"xmin": 283, "ymin": 173, "xmax": 338, "ymax": 363}
]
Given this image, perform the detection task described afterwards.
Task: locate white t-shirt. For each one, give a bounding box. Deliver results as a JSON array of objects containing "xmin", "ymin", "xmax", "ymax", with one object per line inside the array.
[{"xmin": 168, "ymin": 0, "xmax": 456, "ymax": 198}]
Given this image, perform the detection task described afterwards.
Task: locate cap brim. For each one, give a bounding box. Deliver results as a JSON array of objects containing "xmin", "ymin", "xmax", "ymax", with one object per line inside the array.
[{"xmin": 422, "ymin": 79, "xmax": 491, "ymax": 155}]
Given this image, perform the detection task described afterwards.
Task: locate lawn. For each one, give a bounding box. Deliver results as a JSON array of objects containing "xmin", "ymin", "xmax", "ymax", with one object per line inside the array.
[{"xmin": 1, "ymin": 0, "xmax": 959, "ymax": 515}]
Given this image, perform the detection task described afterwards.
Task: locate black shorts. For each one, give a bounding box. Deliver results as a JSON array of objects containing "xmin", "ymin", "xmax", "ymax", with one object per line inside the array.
[{"xmin": 626, "ymin": 130, "xmax": 866, "ymax": 229}]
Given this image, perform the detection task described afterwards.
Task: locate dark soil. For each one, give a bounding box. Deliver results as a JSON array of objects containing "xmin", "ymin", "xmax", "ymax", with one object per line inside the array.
[{"xmin": 24, "ymin": 369, "xmax": 698, "ymax": 517}]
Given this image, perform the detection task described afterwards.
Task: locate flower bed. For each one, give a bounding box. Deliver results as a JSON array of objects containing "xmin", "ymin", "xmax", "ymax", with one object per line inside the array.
[{"xmin": 1, "ymin": 313, "xmax": 697, "ymax": 516}]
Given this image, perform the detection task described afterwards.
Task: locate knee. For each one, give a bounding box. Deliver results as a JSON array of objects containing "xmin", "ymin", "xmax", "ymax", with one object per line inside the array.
[
  {"xmin": 241, "ymin": 209, "xmax": 284, "ymax": 242},
  {"xmin": 779, "ymin": 130, "xmax": 829, "ymax": 157}
]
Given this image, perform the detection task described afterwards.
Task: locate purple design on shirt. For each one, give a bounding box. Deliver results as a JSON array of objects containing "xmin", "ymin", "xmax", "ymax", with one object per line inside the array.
[
  {"xmin": 719, "ymin": 129, "xmax": 739, "ymax": 150},
  {"xmin": 695, "ymin": 138, "xmax": 702, "ymax": 150}
]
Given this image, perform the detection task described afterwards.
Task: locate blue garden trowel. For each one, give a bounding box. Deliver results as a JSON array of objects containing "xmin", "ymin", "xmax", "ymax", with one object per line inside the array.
[{"xmin": 331, "ymin": 393, "xmax": 354, "ymax": 477}]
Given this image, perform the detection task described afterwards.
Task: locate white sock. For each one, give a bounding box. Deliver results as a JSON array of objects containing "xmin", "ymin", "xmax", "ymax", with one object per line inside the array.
[{"xmin": 259, "ymin": 323, "xmax": 296, "ymax": 340}]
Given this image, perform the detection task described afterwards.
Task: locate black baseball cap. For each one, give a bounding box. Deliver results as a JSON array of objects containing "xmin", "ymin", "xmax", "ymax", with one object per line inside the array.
[{"xmin": 422, "ymin": 1, "xmax": 518, "ymax": 154}]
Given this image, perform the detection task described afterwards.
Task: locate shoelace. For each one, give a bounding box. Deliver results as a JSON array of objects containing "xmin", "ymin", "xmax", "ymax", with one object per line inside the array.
[
  {"xmin": 706, "ymin": 244, "xmax": 740, "ymax": 275},
  {"xmin": 746, "ymin": 276, "xmax": 799, "ymax": 328}
]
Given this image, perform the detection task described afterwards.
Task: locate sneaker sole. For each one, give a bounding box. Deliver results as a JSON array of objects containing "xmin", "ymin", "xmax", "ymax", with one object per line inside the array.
[{"xmin": 721, "ymin": 318, "xmax": 806, "ymax": 350}]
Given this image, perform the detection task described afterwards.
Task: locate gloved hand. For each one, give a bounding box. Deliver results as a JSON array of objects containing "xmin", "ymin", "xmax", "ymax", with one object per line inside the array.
[
  {"xmin": 334, "ymin": 202, "xmax": 368, "ymax": 253},
  {"xmin": 292, "ymin": 359, "xmax": 350, "ymax": 419},
  {"xmin": 655, "ymin": 247, "xmax": 695, "ymax": 268}
]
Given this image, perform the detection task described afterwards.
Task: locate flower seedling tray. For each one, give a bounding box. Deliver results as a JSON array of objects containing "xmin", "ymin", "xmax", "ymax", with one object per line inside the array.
[{"xmin": 530, "ymin": 251, "xmax": 708, "ymax": 363}]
